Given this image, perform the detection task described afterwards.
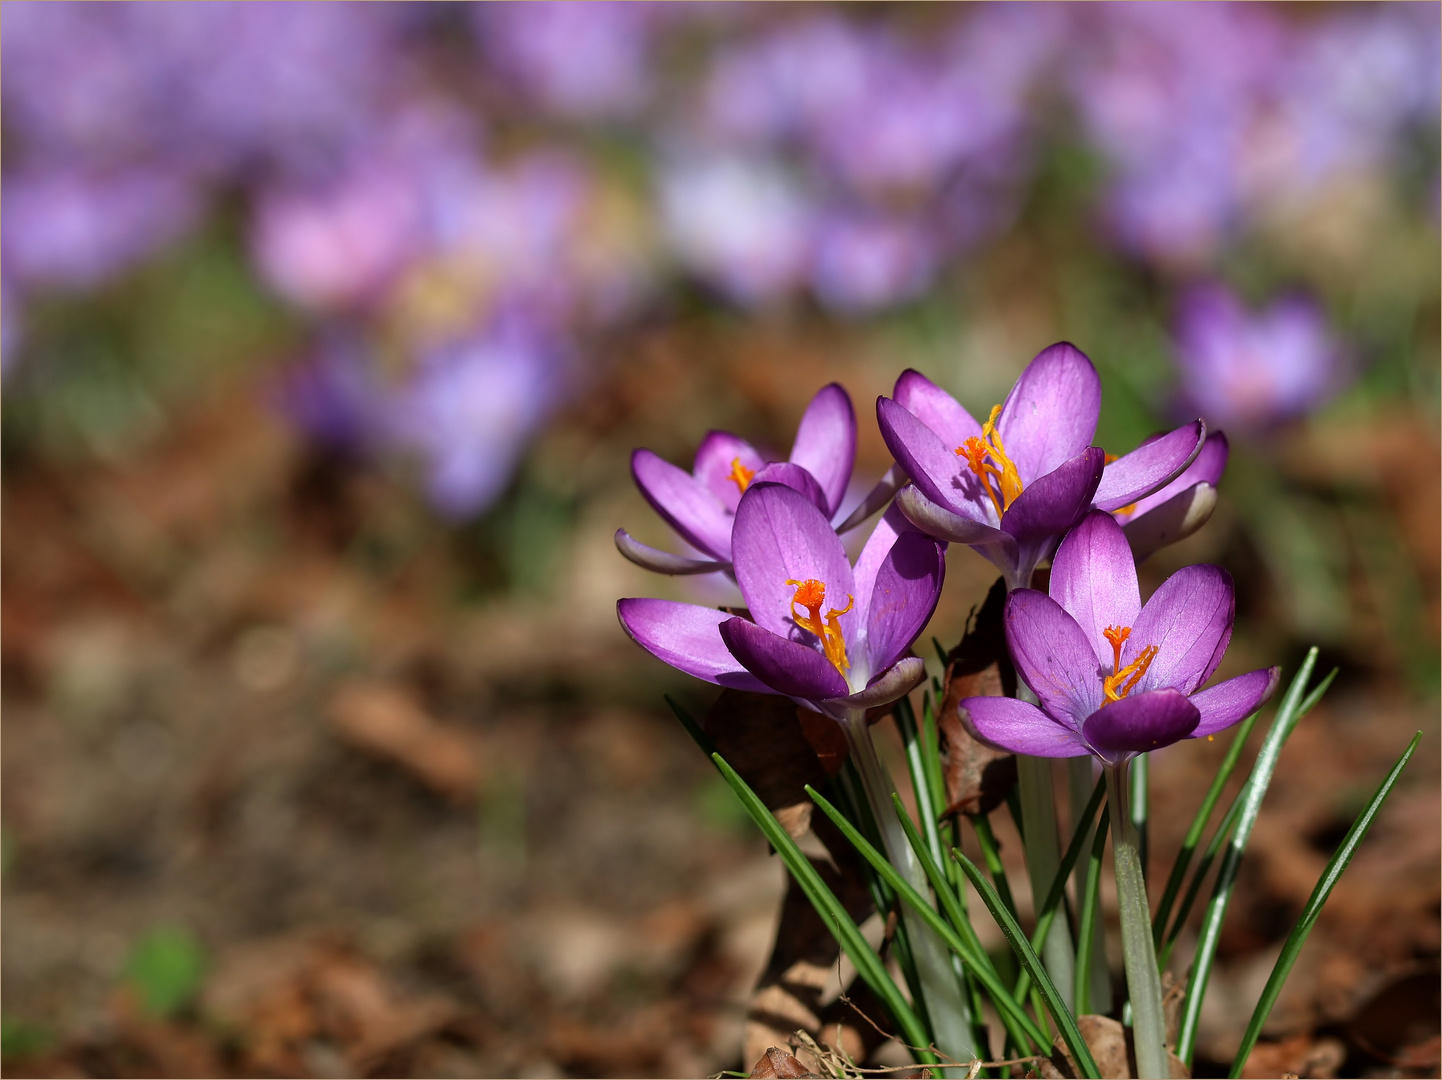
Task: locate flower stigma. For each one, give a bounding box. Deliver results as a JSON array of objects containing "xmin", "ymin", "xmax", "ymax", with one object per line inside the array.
[
  {"xmin": 726, "ymin": 457, "xmax": 755, "ymax": 494},
  {"xmin": 1102, "ymin": 624, "xmax": 1157, "ymax": 704},
  {"xmin": 955, "ymin": 404, "xmax": 1024, "ymax": 518},
  {"xmin": 786, "ymin": 577, "xmax": 854, "ymax": 675}
]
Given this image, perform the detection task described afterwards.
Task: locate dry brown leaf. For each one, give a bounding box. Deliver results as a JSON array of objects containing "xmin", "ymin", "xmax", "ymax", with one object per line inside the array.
[
  {"xmin": 939, "ymin": 578, "xmax": 1018, "ymax": 816},
  {"xmin": 326, "ymin": 678, "xmax": 481, "ymax": 802},
  {"xmin": 750, "ymin": 1044, "xmax": 818, "ymax": 1078},
  {"xmin": 1039, "ymin": 1014, "xmax": 1189, "ymax": 1079}
]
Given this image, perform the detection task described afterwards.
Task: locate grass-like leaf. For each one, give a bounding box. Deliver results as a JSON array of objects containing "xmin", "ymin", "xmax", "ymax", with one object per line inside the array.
[
  {"xmin": 712, "ymin": 754, "xmax": 937, "ymax": 1063},
  {"xmin": 895, "ymin": 695, "xmax": 946, "ymax": 868},
  {"xmin": 806, "ymin": 784, "xmax": 1050, "ymax": 1054},
  {"xmin": 1158, "ymin": 788, "xmax": 1243, "ymax": 970},
  {"xmin": 967, "ymin": 812, "xmax": 1021, "ymax": 925},
  {"xmin": 1175, "ymin": 647, "xmax": 1320, "ymax": 1065},
  {"xmin": 953, "ymin": 848, "xmax": 1102, "ymax": 1080},
  {"xmin": 1072, "ymin": 812, "xmax": 1110, "ymax": 1015},
  {"xmin": 1228, "ymin": 730, "xmax": 1422, "ymax": 1078},
  {"xmin": 1011, "ymin": 776, "xmax": 1106, "ymax": 1002}
]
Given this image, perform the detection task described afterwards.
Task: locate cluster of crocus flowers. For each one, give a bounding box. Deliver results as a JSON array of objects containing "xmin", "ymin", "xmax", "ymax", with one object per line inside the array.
[{"xmin": 615, "ymin": 340, "xmax": 1279, "ymax": 1079}]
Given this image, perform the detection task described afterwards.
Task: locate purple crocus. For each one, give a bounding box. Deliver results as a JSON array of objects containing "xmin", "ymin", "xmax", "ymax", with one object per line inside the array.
[
  {"xmin": 616, "ymin": 383, "xmax": 856, "ymax": 575},
  {"xmin": 1111, "ymin": 430, "xmax": 1229, "ymax": 561},
  {"xmin": 618, "ymin": 484, "xmax": 944, "ymax": 717},
  {"xmin": 960, "ymin": 510, "xmax": 1279, "ymax": 764},
  {"xmin": 876, "ymin": 343, "xmax": 1205, "ymax": 588},
  {"xmin": 1173, "ymin": 283, "xmax": 1345, "ymax": 432}
]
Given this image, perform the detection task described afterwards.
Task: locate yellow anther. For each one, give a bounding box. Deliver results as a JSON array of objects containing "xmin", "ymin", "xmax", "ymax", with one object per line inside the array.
[
  {"xmin": 785, "ymin": 577, "xmax": 854, "ymax": 676},
  {"xmin": 955, "ymin": 403, "xmax": 1023, "ymax": 517},
  {"xmin": 726, "ymin": 456, "xmax": 755, "ymax": 494}
]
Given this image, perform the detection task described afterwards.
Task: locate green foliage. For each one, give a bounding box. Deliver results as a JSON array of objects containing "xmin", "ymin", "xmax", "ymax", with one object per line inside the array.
[
  {"xmin": 121, "ymin": 925, "xmax": 208, "ymax": 1018},
  {"xmin": 1, "ymin": 1017, "xmax": 53, "ymax": 1061}
]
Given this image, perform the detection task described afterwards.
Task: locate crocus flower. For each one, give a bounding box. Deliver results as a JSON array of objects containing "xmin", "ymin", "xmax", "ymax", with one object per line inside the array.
[
  {"xmin": 618, "ymin": 484, "xmax": 944, "ymax": 717},
  {"xmin": 1111, "ymin": 430, "xmax": 1228, "ymax": 561},
  {"xmin": 616, "ymin": 383, "xmax": 856, "ymax": 575},
  {"xmin": 876, "ymin": 343, "xmax": 1205, "ymax": 588},
  {"xmin": 1173, "ymin": 283, "xmax": 1345, "ymax": 432},
  {"xmin": 961, "ymin": 510, "xmax": 1279, "ymax": 763}
]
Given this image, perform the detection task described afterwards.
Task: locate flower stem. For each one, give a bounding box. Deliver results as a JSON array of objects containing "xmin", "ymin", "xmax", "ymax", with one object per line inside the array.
[
  {"xmin": 1067, "ymin": 755, "xmax": 1112, "ymax": 1015},
  {"xmin": 1106, "ymin": 760, "xmax": 1170, "ymax": 1079},
  {"xmin": 840, "ymin": 711, "xmax": 976, "ymax": 1075},
  {"xmin": 1015, "ymin": 750, "xmax": 1076, "ymax": 1012}
]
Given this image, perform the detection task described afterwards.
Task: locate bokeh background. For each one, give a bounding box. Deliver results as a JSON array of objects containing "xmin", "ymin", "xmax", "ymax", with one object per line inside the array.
[{"xmin": 2, "ymin": 3, "xmax": 1438, "ymax": 1078}]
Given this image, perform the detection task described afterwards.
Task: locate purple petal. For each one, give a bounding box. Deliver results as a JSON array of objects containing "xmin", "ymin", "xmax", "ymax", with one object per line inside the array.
[
  {"xmin": 719, "ymin": 617, "xmax": 850, "ymax": 700},
  {"xmin": 1000, "ymin": 447, "xmax": 1106, "ymax": 545},
  {"xmin": 1003, "ymin": 588, "xmax": 1104, "ymax": 727},
  {"xmin": 836, "ymin": 463, "xmax": 906, "ymax": 534},
  {"xmin": 1189, "ymin": 667, "xmax": 1280, "ymax": 738},
  {"xmin": 617, "ymin": 599, "xmax": 769, "ymax": 692},
  {"xmin": 863, "ymin": 529, "xmax": 946, "ymax": 676},
  {"xmin": 1122, "ymin": 483, "xmax": 1218, "ymax": 562},
  {"xmin": 895, "ymin": 485, "xmax": 1015, "ymax": 548},
  {"xmin": 877, "ymin": 396, "xmax": 992, "ymax": 522},
  {"xmin": 1081, "ymin": 690, "xmax": 1201, "ymax": 763},
  {"xmin": 693, "ymin": 431, "xmax": 766, "ymax": 513},
  {"xmin": 835, "ymin": 656, "xmax": 927, "ymax": 711},
  {"xmin": 615, "ymin": 529, "xmax": 730, "ymax": 575},
  {"xmin": 1050, "ymin": 510, "xmax": 1140, "ymax": 666},
  {"xmin": 997, "ymin": 342, "xmax": 1100, "ymax": 483},
  {"xmin": 732, "ymin": 482, "xmax": 858, "ymax": 646},
  {"xmin": 852, "ymin": 502, "xmax": 906, "ymax": 632},
  {"xmin": 893, "ymin": 368, "xmax": 983, "ymax": 450},
  {"xmin": 788, "ymin": 383, "xmax": 856, "ymax": 516},
  {"xmin": 960, "ymin": 695, "xmax": 1091, "ymax": 758},
  {"xmin": 632, "ymin": 448, "xmax": 734, "ymax": 560},
  {"xmin": 1128, "ymin": 565, "xmax": 1234, "ymax": 696},
  {"xmin": 1093, "ymin": 420, "xmax": 1205, "ymax": 512},
  {"xmin": 1121, "ymin": 431, "xmax": 1228, "ymax": 522},
  {"xmin": 753, "ymin": 461, "xmax": 830, "ymax": 514}
]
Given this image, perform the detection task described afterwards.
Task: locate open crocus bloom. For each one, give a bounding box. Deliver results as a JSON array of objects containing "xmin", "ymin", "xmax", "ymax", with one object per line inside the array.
[
  {"xmin": 616, "ymin": 383, "xmax": 857, "ymax": 574},
  {"xmin": 1112, "ymin": 430, "xmax": 1228, "ymax": 561},
  {"xmin": 961, "ymin": 510, "xmax": 1279, "ymax": 764},
  {"xmin": 876, "ymin": 343, "xmax": 1206, "ymax": 587},
  {"xmin": 617, "ymin": 483, "xmax": 945, "ymax": 717}
]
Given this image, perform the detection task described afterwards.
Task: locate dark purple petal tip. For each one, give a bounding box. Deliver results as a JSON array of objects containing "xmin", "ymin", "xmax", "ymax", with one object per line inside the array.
[{"xmin": 1080, "ymin": 689, "xmax": 1201, "ymax": 763}]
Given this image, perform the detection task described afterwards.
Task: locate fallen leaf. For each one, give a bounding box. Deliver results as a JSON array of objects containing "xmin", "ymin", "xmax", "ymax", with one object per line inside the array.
[
  {"xmin": 750, "ymin": 1045, "xmax": 817, "ymax": 1078},
  {"xmin": 1040, "ymin": 1014, "xmax": 1189, "ymax": 1079},
  {"xmin": 326, "ymin": 678, "xmax": 481, "ymax": 802},
  {"xmin": 939, "ymin": 578, "xmax": 1018, "ymax": 816}
]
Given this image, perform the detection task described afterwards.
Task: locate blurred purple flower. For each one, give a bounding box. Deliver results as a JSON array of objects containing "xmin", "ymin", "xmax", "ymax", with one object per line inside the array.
[
  {"xmin": 473, "ymin": 1, "xmax": 659, "ymax": 121},
  {"xmin": 273, "ymin": 333, "xmax": 387, "ymax": 454},
  {"xmin": 1173, "ymin": 283, "xmax": 1345, "ymax": 431},
  {"xmin": 809, "ymin": 210, "xmax": 936, "ymax": 315},
  {"xmin": 1, "ymin": 166, "xmax": 202, "ymax": 291},
  {"xmin": 877, "ymin": 344, "xmax": 1204, "ymax": 587},
  {"xmin": 619, "ymin": 486, "xmax": 944, "ymax": 717},
  {"xmin": 962, "ymin": 510, "xmax": 1278, "ymax": 763},
  {"xmin": 392, "ymin": 314, "xmax": 566, "ymax": 519},
  {"xmin": 659, "ymin": 153, "xmax": 815, "ymax": 307}
]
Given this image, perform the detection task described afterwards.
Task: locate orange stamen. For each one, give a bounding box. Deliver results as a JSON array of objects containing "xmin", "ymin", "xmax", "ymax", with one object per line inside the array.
[
  {"xmin": 1102, "ymin": 625, "xmax": 1131, "ymax": 673},
  {"xmin": 954, "ymin": 404, "xmax": 1024, "ymax": 517},
  {"xmin": 785, "ymin": 577, "xmax": 854, "ymax": 675},
  {"xmin": 726, "ymin": 456, "xmax": 755, "ymax": 494},
  {"xmin": 1103, "ymin": 639, "xmax": 1158, "ymax": 704}
]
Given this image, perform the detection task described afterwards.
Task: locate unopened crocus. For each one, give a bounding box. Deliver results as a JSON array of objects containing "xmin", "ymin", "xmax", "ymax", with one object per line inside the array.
[
  {"xmin": 877, "ymin": 343, "xmax": 1205, "ymax": 589},
  {"xmin": 960, "ymin": 509, "xmax": 1279, "ymax": 764},
  {"xmin": 618, "ymin": 484, "xmax": 942, "ymax": 716},
  {"xmin": 1112, "ymin": 430, "xmax": 1229, "ymax": 561},
  {"xmin": 616, "ymin": 383, "xmax": 856, "ymax": 575}
]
